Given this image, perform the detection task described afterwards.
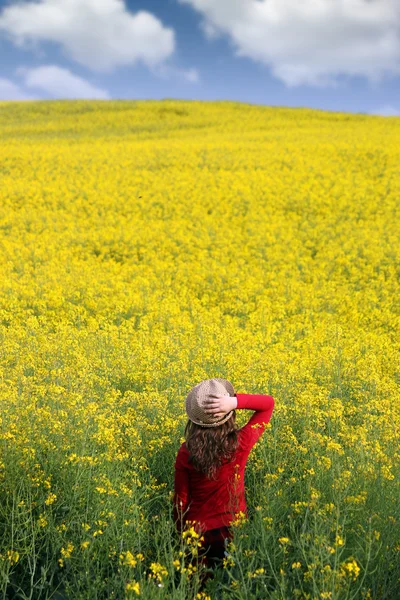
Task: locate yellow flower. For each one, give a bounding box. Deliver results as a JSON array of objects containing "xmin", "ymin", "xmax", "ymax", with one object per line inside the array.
[
  {"xmin": 231, "ymin": 511, "xmax": 247, "ymax": 527},
  {"xmin": 223, "ymin": 555, "xmax": 235, "ymax": 568},
  {"xmin": 38, "ymin": 514, "xmax": 48, "ymax": 528},
  {"xmin": 263, "ymin": 516, "xmax": 273, "ymax": 528},
  {"xmin": 247, "ymin": 567, "xmax": 265, "ymax": 578},
  {"xmin": 335, "ymin": 535, "xmax": 344, "ymax": 547},
  {"xmin": 119, "ymin": 551, "xmax": 137, "ymax": 567},
  {"xmin": 340, "ymin": 559, "xmax": 361, "ymax": 581},
  {"xmin": 45, "ymin": 493, "xmax": 57, "ymax": 506},
  {"xmin": 319, "ymin": 456, "xmax": 332, "ymax": 470},
  {"xmin": 182, "ymin": 562, "xmax": 197, "ymax": 577},
  {"xmin": 126, "ymin": 581, "xmax": 140, "ymax": 595},
  {"xmin": 60, "ymin": 543, "xmax": 74, "ymax": 560},
  {"xmin": 6, "ymin": 550, "xmax": 19, "ymax": 565},
  {"xmin": 381, "ymin": 465, "xmax": 395, "ymax": 480},
  {"xmin": 278, "ymin": 537, "xmax": 290, "ymax": 545},
  {"xmin": 182, "ymin": 526, "xmax": 199, "ymax": 540},
  {"xmin": 148, "ymin": 562, "xmax": 168, "ymax": 583}
]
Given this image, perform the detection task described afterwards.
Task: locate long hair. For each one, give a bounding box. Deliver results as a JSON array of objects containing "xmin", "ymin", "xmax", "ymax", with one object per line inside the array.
[{"xmin": 184, "ymin": 412, "xmax": 239, "ymax": 480}]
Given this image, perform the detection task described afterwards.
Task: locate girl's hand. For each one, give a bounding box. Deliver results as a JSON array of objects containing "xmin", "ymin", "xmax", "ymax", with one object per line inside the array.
[{"xmin": 203, "ymin": 395, "xmax": 237, "ymax": 419}]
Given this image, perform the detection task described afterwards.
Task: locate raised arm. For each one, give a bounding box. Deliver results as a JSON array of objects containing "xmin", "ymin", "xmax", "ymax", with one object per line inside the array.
[
  {"xmin": 203, "ymin": 392, "xmax": 275, "ymax": 452},
  {"xmin": 235, "ymin": 393, "xmax": 275, "ymax": 451}
]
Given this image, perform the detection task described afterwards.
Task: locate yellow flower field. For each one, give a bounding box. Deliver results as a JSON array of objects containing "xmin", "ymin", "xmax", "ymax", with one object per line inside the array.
[{"xmin": 0, "ymin": 99, "xmax": 399, "ymax": 599}]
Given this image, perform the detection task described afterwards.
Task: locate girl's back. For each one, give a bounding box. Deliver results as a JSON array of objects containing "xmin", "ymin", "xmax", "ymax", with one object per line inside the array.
[{"xmin": 173, "ymin": 389, "xmax": 275, "ymax": 535}]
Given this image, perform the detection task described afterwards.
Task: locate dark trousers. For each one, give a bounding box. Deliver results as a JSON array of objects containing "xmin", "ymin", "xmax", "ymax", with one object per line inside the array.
[{"xmin": 197, "ymin": 526, "xmax": 233, "ymax": 588}]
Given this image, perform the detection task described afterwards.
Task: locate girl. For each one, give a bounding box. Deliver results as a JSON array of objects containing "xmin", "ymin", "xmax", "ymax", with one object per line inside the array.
[{"xmin": 173, "ymin": 378, "xmax": 275, "ymax": 585}]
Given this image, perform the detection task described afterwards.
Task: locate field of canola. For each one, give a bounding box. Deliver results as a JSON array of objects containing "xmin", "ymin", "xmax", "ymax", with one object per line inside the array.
[{"xmin": 0, "ymin": 99, "xmax": 399, "ymax": 600}]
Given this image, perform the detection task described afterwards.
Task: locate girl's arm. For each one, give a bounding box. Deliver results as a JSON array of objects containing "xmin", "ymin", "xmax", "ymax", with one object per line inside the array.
[
  {"xmin": 235, "ymin": 393, "xmax": 275, "ymax": 451},
  {"xmin": 204, "ymin": 392, "xmax": 275, "ymax": 451},
  {"xmin": 173, "ymin": 450, "xmax": 190, "ymax": 533}
]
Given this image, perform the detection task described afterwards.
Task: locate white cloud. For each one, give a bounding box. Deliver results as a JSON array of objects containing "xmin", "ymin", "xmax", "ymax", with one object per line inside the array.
[
  {"xmin": 16, "ymin": 64, "xmax": 110, "ymax": 98},
  {"xmin": 178, "ymin": 0, "xmax": 400, "ymax": 87},
  {"xmin": 0, "ymin": 0, "xmax": 176, "ymax": 72},
  {"xmin": 0, "ymin": 76, "xmax": 36, "ymax": 100},
  {"xmin": 369, "ymin": 104, "xmax": 400, "ymax": 116},
  {"xmin": 150, "ymin": 63, "xmax": 200, "ymax": 83},
  {"xmin": 183, "ymin": 67, "xmax": 200, "ymax": 83}
]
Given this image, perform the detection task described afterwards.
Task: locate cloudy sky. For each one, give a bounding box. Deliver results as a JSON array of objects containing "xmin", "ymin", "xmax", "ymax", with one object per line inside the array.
[{"xmin": 0, "ymin": 0, "xmax": 399, "ymax": 115}]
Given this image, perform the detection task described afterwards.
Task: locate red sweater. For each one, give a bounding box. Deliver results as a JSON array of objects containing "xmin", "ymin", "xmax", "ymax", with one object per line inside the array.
[{"xmin": 173, "ymin": 393, "xmax": 275, "ymax": 535}]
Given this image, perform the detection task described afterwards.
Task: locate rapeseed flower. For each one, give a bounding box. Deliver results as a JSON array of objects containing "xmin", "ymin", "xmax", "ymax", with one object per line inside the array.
[{"xmin": 0, "ymin": 99, "xmax": 398, "ymax": 598}]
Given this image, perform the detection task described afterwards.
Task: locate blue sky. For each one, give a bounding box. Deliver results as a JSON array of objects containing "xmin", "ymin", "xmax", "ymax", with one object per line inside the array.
[{"xmin": 0, "ymin": 0, "xmax": 399, "ymax": 115}]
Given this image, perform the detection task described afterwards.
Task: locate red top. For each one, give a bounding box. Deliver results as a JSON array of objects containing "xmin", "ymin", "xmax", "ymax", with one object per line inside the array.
[{"xmin": 173, "ymin": 393, "xmax": 275, "ymax": 534}]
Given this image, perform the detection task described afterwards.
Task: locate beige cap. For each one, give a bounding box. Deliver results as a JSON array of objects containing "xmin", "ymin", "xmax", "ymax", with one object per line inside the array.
[{"xmin": 185, "ymin": 378, "xmax": 236, "ymax": 427}]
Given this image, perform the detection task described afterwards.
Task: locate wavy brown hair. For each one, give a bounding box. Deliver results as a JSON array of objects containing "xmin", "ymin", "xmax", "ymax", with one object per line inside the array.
[{"xmin": 184, "ymin": 411, "xmax": 239, "ymax": 480}]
